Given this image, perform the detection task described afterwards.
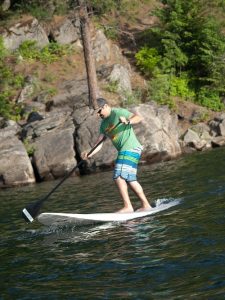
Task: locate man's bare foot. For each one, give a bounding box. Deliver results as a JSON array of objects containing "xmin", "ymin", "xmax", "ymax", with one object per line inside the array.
[
  {"xmin": 117, "ymin": 207, "xmax": 134, "ymax": 213},
  {"xmin": 136, "ymin": 205, "xmax": 152, "ymax": 212}
]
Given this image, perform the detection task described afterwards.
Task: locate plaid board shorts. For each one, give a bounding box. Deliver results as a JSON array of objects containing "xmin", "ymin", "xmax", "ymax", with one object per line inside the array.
[{"xmin": 113, "ymin": 146, "xmax": 143, "ymax": 182}]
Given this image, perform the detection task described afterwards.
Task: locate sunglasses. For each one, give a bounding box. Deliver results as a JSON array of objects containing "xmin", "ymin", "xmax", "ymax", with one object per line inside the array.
[{"xmin": 97, "ymin": 106, "xmax": 104, "ymax": 114}]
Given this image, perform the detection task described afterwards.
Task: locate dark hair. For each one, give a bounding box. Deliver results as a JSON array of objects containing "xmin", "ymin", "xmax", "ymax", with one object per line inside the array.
[{"xmin": 97, "ymin": 97, "xmax": 107, "ymax": 108}]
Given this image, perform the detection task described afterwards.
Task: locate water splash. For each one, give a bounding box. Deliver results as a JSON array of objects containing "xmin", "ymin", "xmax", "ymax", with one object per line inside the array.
[{"xmin": 154, "ymin": 197, "xmax": 182, "ymax": 208}]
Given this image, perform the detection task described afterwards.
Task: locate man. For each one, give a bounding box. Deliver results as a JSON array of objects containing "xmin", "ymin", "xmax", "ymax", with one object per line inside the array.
[{"xmin": 82, "ymin": 98, "xmax": 152, "ymax": 213}]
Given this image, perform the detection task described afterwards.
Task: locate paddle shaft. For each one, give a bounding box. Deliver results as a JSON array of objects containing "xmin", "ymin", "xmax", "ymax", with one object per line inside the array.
[{"xmin": 22, "ymin": 136, "xmax": 106, "ymax": 222}]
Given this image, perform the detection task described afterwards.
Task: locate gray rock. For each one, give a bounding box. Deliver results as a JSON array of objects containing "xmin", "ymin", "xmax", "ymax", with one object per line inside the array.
[
  {"xmin": 211, "ymin": 136, "xmax": 225, "ymax": 147},
  {"xmin": 130, "ymin": 103, "xmax": 181, "ymax": 163},
  {"xmin": 72, "ymin": 106, "xmax": 92, "ymax": 126},
  {"xmin": 50, "ymin": 78, "xmax": 89, "ymax": 111},
  {"xmin": 21, "ymin": 111, "xmax": 76, "ymax": 180},
  {"xmin": 22, "ymin": 112, "xmax": 73, "ymax": 141},
  {"xmin": 0, "ymin": 121, "xmax": 21, "ymax": 138},
  {"xmin": 16, "ymin": 83, "xmax": 34, "ymax": 103},
  {"xmin": 183, "ymin": 129, "xmax": 201, "ymax": 144},
  {"xmin": 0, "ymin": 136, "xmax": 35, "ymax": 187},
  {"xmin": 108, "ymin": 64, "xmax": 132, "ymax": 94},
  {"xmin": 1, "ymin": 17, "xmax": 49, "ymax": 51},
  {"xmin": 92, "ymin": 30, "xmax": 111, "ymax": 63},
  {"xmin": 33, "ymin": 127, "xmax": 76, "ymax": 180},
  {"xmin": 208, "ymin": 120, "xmax": 220, "ymax": 137},
  {"xmin": 50, "ymin": 18, "xmax": 79, "ymax": 45},
  {"xmin": 219, "ymin": 119, "xmax": 225, "ymax": 136},
  {"xmin": 214, "ymin": 113, "xmax": 225, "ymax": 122}
]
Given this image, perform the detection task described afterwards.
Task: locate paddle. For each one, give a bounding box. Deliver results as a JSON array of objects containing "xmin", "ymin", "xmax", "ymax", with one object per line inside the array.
[{"xmin": 22, "ymin": 136, "xmax": 107, "ymax": 223}]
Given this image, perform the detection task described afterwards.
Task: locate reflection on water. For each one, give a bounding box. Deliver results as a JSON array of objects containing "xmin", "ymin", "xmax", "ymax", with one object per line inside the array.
[{"xmin": 1, "ymin": 148, "xmax": 225, "ymax": 299}]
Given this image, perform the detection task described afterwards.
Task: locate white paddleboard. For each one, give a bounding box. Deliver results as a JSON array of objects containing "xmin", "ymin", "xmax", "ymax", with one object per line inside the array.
[{"xmin": 37, "ymin": 200, "xmax": 178, "ymax": 226}]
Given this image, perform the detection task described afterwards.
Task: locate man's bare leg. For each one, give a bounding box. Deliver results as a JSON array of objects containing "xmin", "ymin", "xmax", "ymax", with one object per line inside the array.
[
  {"xmin": 115, "ymin": 177, "xmax": 134, "ymax": 213},
  {"xmin": 128, "ymin": 181, "xmax": 152, "ymax": 211}
]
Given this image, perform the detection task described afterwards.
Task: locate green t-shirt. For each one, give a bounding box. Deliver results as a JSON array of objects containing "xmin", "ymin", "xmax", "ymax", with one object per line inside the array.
[{"xmin": 100, "ymin": 108, "xmax": 142, "ymax": 151}]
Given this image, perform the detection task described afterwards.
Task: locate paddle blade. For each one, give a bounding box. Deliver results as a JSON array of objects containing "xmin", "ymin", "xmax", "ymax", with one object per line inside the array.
[{"xmin": 22, "ymin": 199, "xmax": 43, "ymax": 223}]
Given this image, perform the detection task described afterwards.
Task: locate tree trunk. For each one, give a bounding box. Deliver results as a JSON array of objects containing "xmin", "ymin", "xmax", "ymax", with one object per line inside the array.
[{"xmin": 77, "ymin": 0, "xmax": 99, "ymax": 109}]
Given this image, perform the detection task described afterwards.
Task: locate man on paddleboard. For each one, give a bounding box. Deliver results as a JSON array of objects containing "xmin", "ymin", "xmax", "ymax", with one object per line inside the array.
[{"xmin": 82, "ymin": 98, "xmax": 152, "ymax": 213}]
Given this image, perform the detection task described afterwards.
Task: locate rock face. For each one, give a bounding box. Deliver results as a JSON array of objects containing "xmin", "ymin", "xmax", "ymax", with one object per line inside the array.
[
  {"xmin": 22, "ymin": 112, "xmax": 76, "ymax": 181},
  {"xmin": 0, "ymin": 136, "xmax": 35, "ymax": 187},
  {"xmin": 33, "ymin": 127, "xmax": 76, "ymax": 180},
  {"xmin": 131, "ymin": 103, "xmax": 182, "ymax": 163},
  {"xmin": 2, "ymin": 17, "xmax": 225, "ymax": 188},
  {"xmin": 92, "ymin": 30, "xmax": 111, "ymax": 62},
  {"xmin": 49, "ymin": 18, "xmax": 79, "ymax": 45},
  {"xmin": 181, "ymin": 114, "xmax": 225, "ymax": 151},
  {"xmin": 108, "ymin": 64, "xmax": 132, "ymax": 94},
  {"xmin": 1, "ymin": 17, "xmax": 49, "ymax": 50}
]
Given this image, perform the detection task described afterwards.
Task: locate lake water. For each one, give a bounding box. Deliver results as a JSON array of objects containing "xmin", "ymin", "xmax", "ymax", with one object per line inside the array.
[{"xmin": 1, "ymin": 148, "xmax": 225, "ymax": 299}]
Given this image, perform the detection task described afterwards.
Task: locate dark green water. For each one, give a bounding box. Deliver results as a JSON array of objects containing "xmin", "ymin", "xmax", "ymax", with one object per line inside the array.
[{"xmin": 1, "ymin": 148, "xmax": 225, "ymax": 299}]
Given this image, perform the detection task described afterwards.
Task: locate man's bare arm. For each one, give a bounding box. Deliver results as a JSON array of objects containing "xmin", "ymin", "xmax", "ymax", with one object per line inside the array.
[{"xmin": 81, "ymin": 134, "xmax": 106, "ymax": 160}]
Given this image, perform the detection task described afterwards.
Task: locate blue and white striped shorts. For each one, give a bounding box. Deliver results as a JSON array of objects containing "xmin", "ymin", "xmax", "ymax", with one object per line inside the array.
[{"xmin": 113, "ymin": 146, "xmax": 143, "ymax": 182}]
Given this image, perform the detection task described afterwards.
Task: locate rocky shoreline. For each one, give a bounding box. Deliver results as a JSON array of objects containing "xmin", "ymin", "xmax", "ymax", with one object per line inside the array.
[
  {"xmin": 1, "ymin": 16, "xmax": 225, "ymax": 188},
  {"xmin": 2, "ymin": 93, "xmax": 225, "ymax": 188}
]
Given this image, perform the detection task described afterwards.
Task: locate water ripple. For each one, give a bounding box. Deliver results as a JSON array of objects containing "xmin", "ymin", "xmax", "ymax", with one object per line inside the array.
[{"xmin": 1, "ymin": 148, "xmax": 225, "ymax": 299}]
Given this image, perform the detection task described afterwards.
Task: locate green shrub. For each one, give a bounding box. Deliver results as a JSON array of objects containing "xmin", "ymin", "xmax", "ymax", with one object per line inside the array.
[
  {"xmin": 0, "ymin": 37, "xmax": 7, "ymax": 60},
  {"xmin": 12, "ymin": 74, "xmax": 25, "ymax": 88},
  {"xmin": 0, "ymin": 91, "xmax": 22, "ymax": 120},
  {"xmin": 197, "ymin": 87, "xmax": 225, "ymax": 111},
  {"xmin": 40, "ymin": 42, "xmax": 72, "ymax": 63},
  {"xmin": 0, "ymin": 63, "xmax": 13, "ymax": 83},
  {"xmin": 147, "ymin": 74, "xmax": 176, "ymax": 109},
  {"xmin": 170, "ymin": 75, "xmax": 195, "ymax": 100},
  {"xmin": 135, "ymin": 47, "xmax": 161, "ymax": 76},
  {"xmin": 0, "ymin": 63, "xmax": 25, "ymax": 89},
  {"xmin": 148, "ymin": 74, "xmax": 195, "ymax": 108},
  {"xmin": 17, "ymin": 40, "xmax": 40, "ymax": 60},
  {"xmin": 17, "ymin": 40, "xmax": 72, "ymax": 64},
  {"xmin": 0, "ymin": 91, "xmax": 13, "ymax": 119}
]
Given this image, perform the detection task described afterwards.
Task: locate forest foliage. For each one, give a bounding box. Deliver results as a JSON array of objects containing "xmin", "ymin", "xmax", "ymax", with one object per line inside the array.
[
  {"xmin": 135, "ymin": 0, "xmax": 225, "ymax": 110},
  {"xmin": 1, "ymin": 0, "xmax": 225, "ymax": 119}
]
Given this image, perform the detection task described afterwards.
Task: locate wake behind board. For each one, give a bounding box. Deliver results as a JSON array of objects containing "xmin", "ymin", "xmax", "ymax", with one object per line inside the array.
[{"xmin": 37, "ymin": 200, "xmax": 179, "ymax": 227}]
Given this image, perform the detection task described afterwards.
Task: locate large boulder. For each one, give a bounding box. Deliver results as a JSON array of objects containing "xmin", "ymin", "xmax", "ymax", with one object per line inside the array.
[
  {"xmin": 182, "ymin": 123, "xmax": 212, "ymax": 151},
  {"xmin": 0, "ymin": 120, "xmax": 21, "ymax": 139},
  {"xmin": 108, "ymin": 64, "xmax": 132, "ymax": 94},
  {"xmin": 22, "ymin": 112, "xmax": 76, "ymax": 180},
  {"xmin": 76, "ymin": 102, "xmax": 181, "ymax": 169},
  {"xmin": 131, "ymin": 102, "xmax": 182, "ymax": 163},
  {"xmin": 0, "ymin": 136, "xmax": 35, "ymax": 187},
  {"xmin": 33, "ymin": 127, "xmax": 76, "ymax": 180},
  {"xmin": 49, "ymin": 78, "xmax": 89, "ymax": 112},
  {"xmin": 92, "ymin": 30, "xmax": 111, "ymax": 63},
  {"xmin": 49, "ymin": 17, "xmax": 79, "ymax": 45},
  {"xmin": 1, "ymin": 17, "xmax": 49, "ymax": 51}
]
